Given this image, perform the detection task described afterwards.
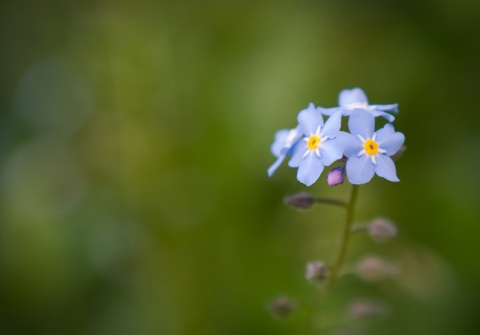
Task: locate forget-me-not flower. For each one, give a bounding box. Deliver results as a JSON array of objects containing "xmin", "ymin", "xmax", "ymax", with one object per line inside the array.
[
  {"xmin": 289, "ymin": 103, "xmax": 343, "ymax": 186},
  {"xmin": 339, "ymin": 110, "xmax": 405, "ymax": 184},
  {"xmin": 267, "ymin": 126, "xmax": 302, "ymax": 177},
  {"xmin": 322, "ymin": 88, "xmax": 398, "ymax": 122}
]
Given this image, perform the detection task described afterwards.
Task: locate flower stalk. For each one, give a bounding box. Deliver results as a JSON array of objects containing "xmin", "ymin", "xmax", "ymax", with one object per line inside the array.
[
  {"xmin": 307, "ymin": 184, "xmax": 359, "ymax": 333},
  {"xmin": 267, "ymin": 87, "xmax": 405, "ymax": 334},
  {"xmin": 314, "ymin": 197, "xmax": 348, "ymax": 208},
  {"xmin": 327, "ymin": 184, "xmax": 359, "ymax": 291}
]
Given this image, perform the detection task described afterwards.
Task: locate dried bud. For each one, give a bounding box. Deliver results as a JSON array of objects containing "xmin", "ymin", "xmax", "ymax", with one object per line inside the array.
[
  {"xmin": 283, "ymin": 192, "xmax": 315, "ymax": 209},
  {"xmin": 267, "ymin": 295, "xmax": 295, "ymax": 320},
  {"xmin": 348, "ymin": 299, "xmax": 389, "ymax": 321},
  {"xmin": 368, "ymin": 218, "xmax": 398, "ymax": 242},
  {"xmin": 326, "ymin": 165, "xmax": 346, "ymax": 186},
  {"xmin": 356, "ymin": 256, "xmax": 399, "ymax": 282},
  {"xmin": 306, "ymin": 261, "xmax": 329, "ymax": 282}
]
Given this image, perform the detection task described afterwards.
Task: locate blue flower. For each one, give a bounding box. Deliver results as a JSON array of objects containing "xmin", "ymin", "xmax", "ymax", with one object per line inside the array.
[
  {"xmin": 323, "ymin": 88, "xmax": 398, "ymax": 122},
  {"xmin": 340, "ymin": 110, "xmax": 405, "ymax": 184},
  {"xmin": 267, "ymin": 126, "xmax": 302, "ymax": 177},
  {"xmin": 289, "ymin": 103, "xmax": 343, "ymax": 186}
]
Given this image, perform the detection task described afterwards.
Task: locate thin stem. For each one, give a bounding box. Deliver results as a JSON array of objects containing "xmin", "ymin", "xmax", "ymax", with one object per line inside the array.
[
  {"xmin": 326, "ymin": 184, "xmax": 359, "ymax": 291},
  {"xmin": 350, "ymin": 224, "xmax": 368, "ymax": 235},
  {"xmin": 305, "ymin": 185, "xmax": 359, "ymax": 335},
  {"xmin": 314, "ymin": 198, "xmax": 348, "ymax": 208}
]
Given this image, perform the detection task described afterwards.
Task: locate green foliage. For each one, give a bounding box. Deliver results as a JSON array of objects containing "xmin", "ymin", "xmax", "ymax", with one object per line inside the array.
[{"xmin": 0, "ymin": 0, "xmax": 480, "ymax": 334}]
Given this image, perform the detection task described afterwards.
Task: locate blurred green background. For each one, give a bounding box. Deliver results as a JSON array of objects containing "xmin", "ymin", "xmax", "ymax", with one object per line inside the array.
[{"xmin": 1, "ymin": 0, "xmax": 480, "ymax": 334}]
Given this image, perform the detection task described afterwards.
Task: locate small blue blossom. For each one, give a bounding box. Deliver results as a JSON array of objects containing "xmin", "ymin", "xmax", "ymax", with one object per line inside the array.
[
  {"xmin": 267, "ymin": 126, "xmax": 302, "ymax": 177},
  {"xmin": 323, "ymin": 88, "xmax": 398, "ymax": 122},
  {"xmin": 339, "ymin": 110, "xmax": 405, "ymax": 184},
  {"xmin": 289, "ymin": 103, "xmax": 343, "ymax": 186}
]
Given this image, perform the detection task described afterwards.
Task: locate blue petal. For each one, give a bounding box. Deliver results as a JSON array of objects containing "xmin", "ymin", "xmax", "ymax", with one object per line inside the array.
[
  {"xmin": 346, "ymin": 155, "xmax": 375, "ymax": 185},
  {"xmin": 298, "ymin": 103, "xmax": 324, "ymax": 135},
  {"xmin": 297, "ymin": 154, "xmax": 325, "ymax": 186},
  {"xmin": 288, "ymin": 141, "xmax": 306, "ymax": 167},
  {"xmin": 374, "ymin": 155, "xmax": 399, "ymax": 182},
  {"xmin": 370, "ymin": 103, "xmax": 399, "ymax": 113},
  {"xmin": 317, "ymin": 106, "xmax": 341, "ymax": 116},
  {"xmin": 271, "ymin": 129, "xmax": 290, "ymax": 157},
  {"xmin": 348, "ymin": 109, "xmax": 375, "ymax": 138},
  {"xmin": 337, "ymin": 131, "xmax": 361, "ymax": 158},
  {"xmin": 267, "ymin": 154, "xmax": 286, "ymax": 177},
  {"xmin": 339, "ymin": 108, "xmax": 353, "ymax": 117},
  {"xmin": 320, "ymin": 110, "xmax": 342, "ymax": 138},
  {"xmin": 339, "ymin": 88, "xmax": 368, "ymax": 107},
  {"xmin": 376, "ymin": 124, "xmax": 405, "ymax": 156},
  {"xmin": 319, "ymin": 138, "xmax": 343, "ymax": 166},
  {"xmin": 368, "ymin": 109, "xmax": 396, "ymax": 122},
  {"xmin": 280, "ymin": 127, "xmax": 303, "ymax": 155}
]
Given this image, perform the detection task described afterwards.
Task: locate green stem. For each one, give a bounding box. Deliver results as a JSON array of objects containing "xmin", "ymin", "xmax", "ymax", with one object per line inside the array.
[
  {"xmin": 327, "ymin": 184, "xmax": 359, "ymax": 291},
  {"xmin": 314, "ymin": 198, "xmax": 348, "ymax": 208},
  {"xmin": 305, "ymin": 185, "xmax": 359, "ymax": 334}
]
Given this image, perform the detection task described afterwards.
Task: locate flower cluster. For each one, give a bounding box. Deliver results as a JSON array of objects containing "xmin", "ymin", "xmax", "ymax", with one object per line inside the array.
[{"xmin": 268, "ymin": 88, "xmax": 405, "ymax": 186}]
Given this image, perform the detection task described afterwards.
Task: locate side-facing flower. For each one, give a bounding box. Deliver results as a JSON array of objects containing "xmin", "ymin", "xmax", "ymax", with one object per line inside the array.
[
  {"xmin": 289, "ymin": 103, "xmax": 343, "ymax": 186},
  {"xmin": 323, "ymin": 88, "xmax": 398, "ymax": 122},
  {"xmin": 339, "ymin": 110, "xmax": 405, "ymax": 185},
  {"xmin": 267, "ymin": 126, "xmax": 302, "ymax": 177}
]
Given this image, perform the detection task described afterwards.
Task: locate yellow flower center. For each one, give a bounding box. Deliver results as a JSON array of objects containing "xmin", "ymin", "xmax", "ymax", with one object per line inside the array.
[
  {"xmin": 307, "ymin": 135, "xmax": 321, "ymax": 150},
  {"xmin": 364, "ymin": 139, "xmax": 379, "ymax": 155}
]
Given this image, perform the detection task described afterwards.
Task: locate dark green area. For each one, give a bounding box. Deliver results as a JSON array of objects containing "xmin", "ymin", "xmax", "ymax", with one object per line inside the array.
[{"xmin": 1, "ymin": 1, "xmax": 479, "ymax": 334}]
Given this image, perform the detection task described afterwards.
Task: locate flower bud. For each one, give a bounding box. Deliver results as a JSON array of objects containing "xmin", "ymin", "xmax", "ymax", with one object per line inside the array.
[
  {"xmin": 283, "ymin": 192, "xmax": 315, "ymax": 209},
  {"xmin": 348, "ymin": 299, "xmax": 388, "ymax": 321},
  {"xmin": 368, "ymin": 218, "xmax": 397, "ymax": 242},
  {"xmin": 326, "ymin": 165, "xmax": 346, "ymax": 186},
  {"xmin": 267, "ymin": 295, "xmax": 295, "ymax": 320},
  {"xmin": 306, "ymin": 261, "xmax": 329, "ymax": 282},
  {"xmin": 356, "ymin": 256, "xmax": 399, "ymax": 282}
]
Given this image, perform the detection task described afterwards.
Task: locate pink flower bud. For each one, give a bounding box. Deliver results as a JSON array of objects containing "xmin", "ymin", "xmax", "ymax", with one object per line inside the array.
[
  {"xmin": 356, "ymin": 255, "xmax": 399, "ymax": 281},
  {"xmin": 267, "ymin": 295, "xmax": 295, "ymax": 320},
  {"xmin": 326, "ymin": 165, "xmax": 346, "ymax": 186},
  {"xmin": 368, "ymin": 218, "xmax": 398, "ymax": 242},
  {"xmin": 306, "ymin": 261, "xmax": 329, "ymax": 282},
  {"xmin": 348, "ymin": 299, "xmax": 389, "ymax": 321}
]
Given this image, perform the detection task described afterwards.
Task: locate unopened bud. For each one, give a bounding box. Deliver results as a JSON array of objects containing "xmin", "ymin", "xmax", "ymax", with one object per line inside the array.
[
  {"xmin": 267, "ymin": 295, "xmax": 295, "ymax": 320},
  {"xmin": 326, "ymin": 165, "xmax": 346, "ymax": 186},
  {"xmin": 348, "ymin": 299, "xmax": 389, "ymax": 321},
  {"xmin": 368, "ymin": 218, "xmax": 398, "ymax": 242},
  {"xmin": 283, "ymin": 192, "xmax": 315, "ymax": 209},
  {"xmin": 306, "ymin": 261, "xmax": 329, "ymax": 282},
  {"xmin": 356, "ymin": 256, "xmax": 399, "ymax": 282}
]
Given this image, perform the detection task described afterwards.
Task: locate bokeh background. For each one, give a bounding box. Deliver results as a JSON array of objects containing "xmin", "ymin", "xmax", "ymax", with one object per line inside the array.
[{"xmin": 1, "ymin": 0, "xmax": 480, "ymax": 334}]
